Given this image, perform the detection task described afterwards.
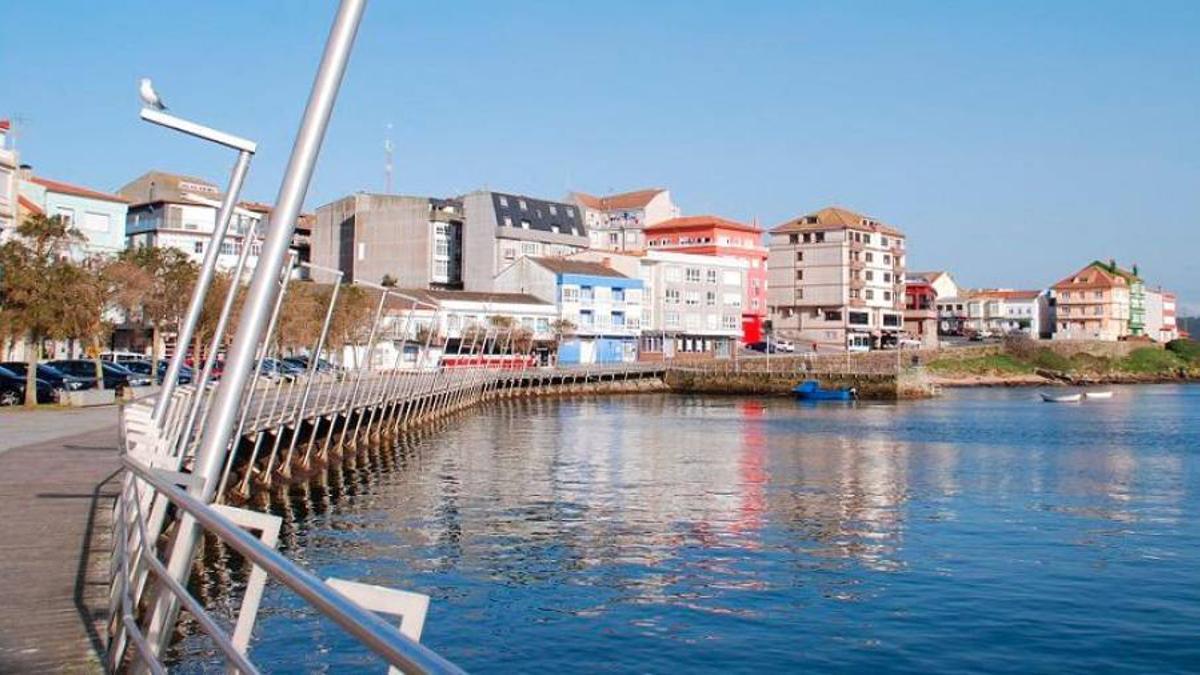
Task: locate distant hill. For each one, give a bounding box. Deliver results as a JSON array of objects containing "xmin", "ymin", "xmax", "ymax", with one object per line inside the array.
[{"xmin": 1178, "ymin": 316, "xmax": 1199, "ymax": 337}]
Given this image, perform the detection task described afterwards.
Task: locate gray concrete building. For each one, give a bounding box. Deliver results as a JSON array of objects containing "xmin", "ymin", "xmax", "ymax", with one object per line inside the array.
[
  {"xmin": 311, "ymin": 193, "xmax": 463, "ymax": 288},
  {"xmin": 461, "ymin": 190, "xmax": 589, "ymax": 291}
]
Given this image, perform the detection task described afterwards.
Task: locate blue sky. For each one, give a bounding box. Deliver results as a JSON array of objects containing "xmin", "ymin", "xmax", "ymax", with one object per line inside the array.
[{"xmin": 3, "ymin": 1, "xmax": 1197, "ymax": 312}]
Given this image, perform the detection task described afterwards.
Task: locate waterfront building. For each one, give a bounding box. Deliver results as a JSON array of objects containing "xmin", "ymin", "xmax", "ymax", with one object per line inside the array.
[
  {"xmin": 461, "ymin": 190, "xmax": 589, "ymax": 292},
  {"xmin": 17, "ymin": 169, "xmax": 130, "ymax": 256},
  {"xmin": 935, "ymin": 295, "xmax": 970, "ymax": 336},
  {"xmin": 494, "ymin": 257, "xmax": 643, "ymax": 364},
  {"xmin": 311, "ymin": 193, "xmax": 463, "ymax": 288},
  {"xmin": 0, "ymin": 120, "xmax": 16, "ymax": 242},
  {"xmin": 1050, "ymin": 261, "xmax": 1139, "ymax": 341},
  {"xmin": 1144, "ymin": 288, "xmax": 1179, "ymax": 343},
  {"xmin": 964, "ymin": 290, "xmax": 1050, "ymax": 338},
  {"xmin": 569, "ymin": 188, "xmax": 679, "ymax": 252},
  {"xmin": 767, "ymin": 206, "xmax": 906, "ymax": 351},
  {"xmin": 571, "ymin": 249, "xmax": 746, "ymax": 361},
  {"xmin": 903, "ymin": 276, "xmax": 939, "ymax": 348},
  {"xmin": 643, "ymin": 215, "xmax": 768, "ymax": 343},
  {"xmin": 908, "ymin": 270, "xmax": 961, "ymax": 301},
  {"xmin": 120, "ymin": 170, "xmax": 264, "ymax": 268}
]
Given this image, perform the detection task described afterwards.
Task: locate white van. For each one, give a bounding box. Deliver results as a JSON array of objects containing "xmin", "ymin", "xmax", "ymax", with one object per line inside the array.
[{"xmin": 100, "ymin": 351, "xmax": 148, "ymax": 363}]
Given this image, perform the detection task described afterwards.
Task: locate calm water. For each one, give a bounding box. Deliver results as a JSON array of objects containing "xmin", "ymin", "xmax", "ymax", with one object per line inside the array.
[{"xmin": 183, "ymin": 385, "xmax": 1200, "ymax": 673}]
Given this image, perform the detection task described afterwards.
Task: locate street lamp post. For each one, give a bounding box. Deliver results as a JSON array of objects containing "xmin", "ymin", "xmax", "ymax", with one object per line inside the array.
[
  {"xmin": 140, "ymin": 108, "xmax": 258, "ymax": 424},
  {"xmin": 143, "ymin": 0, "xmax": 366, "ymax": 656}
]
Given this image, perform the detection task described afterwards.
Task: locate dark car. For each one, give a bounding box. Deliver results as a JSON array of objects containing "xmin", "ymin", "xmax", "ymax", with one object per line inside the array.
[
  {"xmin": 283, "ymin": 356, "xmax": 337, "ymax": 374},
  {"xmin": 123, "ymin": 359, "xmax": 193, "ymax": 385},
  {"xmin": 47, "ymin": 360, "xmax": 152, "ymax": 392},
  {"xmin": 0, "ymin": 367, "xmax": 56, "ymax": 405},
  {"xmin": 1, "ymin": 361, "xmax": 95, "ymax": 393},
  {"xmin": 745, "ymin": 341, "xmax": 783, "ymax": 354}
]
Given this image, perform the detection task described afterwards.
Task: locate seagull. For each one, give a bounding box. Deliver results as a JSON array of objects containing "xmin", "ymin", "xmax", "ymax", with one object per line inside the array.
[{"xmin": 139, "ymin": 78, "xmax": 167, "ymax": 111}]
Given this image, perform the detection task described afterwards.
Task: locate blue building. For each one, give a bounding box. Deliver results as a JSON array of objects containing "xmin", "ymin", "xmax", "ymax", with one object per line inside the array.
[
  {"xmin": 494, "ymin": 257, "xmax": 644, "ymax": 364},
  {"xmin": 20, "ymin": 174, "xmax": 130, "ymax": 257}
]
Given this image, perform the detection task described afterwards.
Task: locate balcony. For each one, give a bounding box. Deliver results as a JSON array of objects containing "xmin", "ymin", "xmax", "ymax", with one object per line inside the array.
[{"xmin": 849, "ymin": 278, "xmax": 865, "ymax": 290}]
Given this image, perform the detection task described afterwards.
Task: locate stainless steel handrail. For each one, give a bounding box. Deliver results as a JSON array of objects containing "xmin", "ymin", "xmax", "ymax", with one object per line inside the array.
[{"xmin": 120, "ymin": 455, "xmax": 465, "ymax": 675}]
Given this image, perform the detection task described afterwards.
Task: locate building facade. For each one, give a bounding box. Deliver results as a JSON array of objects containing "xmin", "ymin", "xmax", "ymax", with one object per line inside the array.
[
  {"xmin": 0, "ymin": 120, "xmax": 16, "ymax": 241},
  {"xmin": 767, "ymin": 206, "xmax": 906, "ymax": 351},
  {"xmin": 643, "ymin": 215, "xmax": 768, "ymax": 343},
  {"xmin": 964, "ymin": 290, "xmax": 1050, "ymax": 338},
  {"xmin": 494, "ymin": 257, "xmax": 643, "ymax": 364},
  {"xmin": 311, "ymin": 193, "xmax": 463, "ymax": 288},
  {"xmin": 571, "ymin": 250, "xmax": 745, "ymax": 360},
  {"xmin": 19, "ymin": 173, "xmax": 130, "ymax": 256},
  {"xmin": 461, "ymin": 191, "xmax": 589, "ymax": 292},
  {"xmin": 569, "ymin": 188, "xmax": 679, "ymax": 252},
  {"xmin": 903, "ymin": 277, "xmax": 939, "ymax": 348},
  {"xmin": 1144, "ymin": 288, "xmax": 1178, "ymax": 343},
  {"xmin": 1051, "ymin": 261, "xmax": 1136, "ymax": 341}
]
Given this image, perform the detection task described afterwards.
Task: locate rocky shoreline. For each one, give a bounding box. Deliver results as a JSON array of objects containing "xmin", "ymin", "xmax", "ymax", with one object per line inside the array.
[{"xmin": 931, "ymin": 371, "xmax": 1199, "ymax": 388}]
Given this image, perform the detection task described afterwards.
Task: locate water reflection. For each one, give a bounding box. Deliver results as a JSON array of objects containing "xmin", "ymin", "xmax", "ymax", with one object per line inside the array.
[{"xmin": 175, "ymin": 385, "xmax": 1200, "ymax": 674}]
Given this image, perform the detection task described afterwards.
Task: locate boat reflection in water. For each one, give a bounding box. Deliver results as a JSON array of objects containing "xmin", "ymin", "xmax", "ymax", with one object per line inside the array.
[{"xmin": 176, "ymin": 386, "xmax": 1200, "ymax": 674}]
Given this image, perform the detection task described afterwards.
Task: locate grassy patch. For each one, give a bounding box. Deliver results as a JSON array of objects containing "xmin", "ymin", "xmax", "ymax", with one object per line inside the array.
[
  {"xmin": 1166, "ymin": 339, "xmax": 1200, "ymax": 363},
  {"xmin": 1117, "ymin": 347, "xmax": 1185, "ymax": 374},
  {"xmin": 928, "ymin": 354, "xmax": 1035, "ymax": 376},
  {"xmin": 1030, "ymin": 348, "xmax": 1071, "ymax": 372}
]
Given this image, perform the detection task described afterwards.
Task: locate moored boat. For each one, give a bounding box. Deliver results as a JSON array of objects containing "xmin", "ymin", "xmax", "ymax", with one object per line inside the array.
[
  {"xmin": 1040, "ymin": 392, "xmax": 1082, "ymax": 403},
  {"xmin": 1083, "ymin": 390, "xmax": 1114, "ymax": 400},
  {"xmin": 793, "ymin": 380, "xmax": 857, "ymax": 401}
]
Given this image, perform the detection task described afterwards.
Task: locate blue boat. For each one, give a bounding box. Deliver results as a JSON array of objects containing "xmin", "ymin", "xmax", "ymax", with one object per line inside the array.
[{"xmin": 792, "ymin": 380, "xmax": 857, "ymax": 401}]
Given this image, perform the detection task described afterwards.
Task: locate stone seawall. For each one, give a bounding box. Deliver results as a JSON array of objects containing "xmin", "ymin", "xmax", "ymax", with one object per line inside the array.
[{"xmin": 663, "ymin": 369, "xmax": 916, "ymax": 400}]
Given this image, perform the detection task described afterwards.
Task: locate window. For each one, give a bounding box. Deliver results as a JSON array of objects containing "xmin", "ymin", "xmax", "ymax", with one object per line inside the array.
[
  {"xmin": 881, "ymin": 236, "xmax": 889, "ymax": 246},
  {"xmin": 503, "ymin": 216, "xmax": 513, "ymax": 227},
  {"xmin": 884, "ymin": 254, "xmax": 891, "ymax": 264},
  {"xmin": 580, "ymin": 286, "xmax": 594, "ymax": 301},
  {"xmin": 796, "ymin": 251, "xmax": 804, "ymax": 262},
  {"xmin": 883, "ymin": 272, "xmax": 891, "ymax": 282},
  {"xmin": 536, "ymin": 318, "xmax": 550, "ymax": 333},
  {"xmin": 789, "ymin": 234, "xmax": 799, "ymax": 244},
  {"xmin": 884, "ymin": 291, "xmax": 892, "ymax": 301},
  {"xmin": 55, "ymin": 206, "xmax": 76, "ymax": 226},
  {"xmin": 865, "ymin": 271, "xmax": 874, "ymax": 281},
  {"xmin": 551, "ymin": 225, "xmax": 560, "ymax": 234},
  {"xmin": 579, "ymin": 310, "xmax": 594, "ymax": 327},
  {"xmin": 499, "ymin": 195, "xmax": 509, "ymax": 207},
  {"xmin": 863, "ymin": 234, "xmax": 872, "ymax": 245},
  {"xmin": 883, "ymin": 314, "xmax": 901, "ymax": 327},
  {"xmin": 848, "ymin": 311, "xmax": 869, "ymax": 325},
  {"xmin": 802, "ymin": 232, "xmax": 812, "ymax": 243},
  {"xmin": 566, "ymin": 207, "xmax": 574, "ymax": 217},
  {"xmin": 503, "ymin": 247, "xmax": 516, "ymax": 261},
  {"xmin": 522, "ymin": 242, "xmax": 538, "ymax": 255},
  {"xmin": 825, "ymin": 310, "xmax": 842, "ymax": 321},
  {"xmin": 706, "ymin": 269, "xmax": 718, "ymax": 284},
  {"xmin": 705, "ymin": 291, "xmax": 716, "ymax": 306},
  {"xmin": 865, "ymin": 289, "xmax": 875, "ymax": 300},
  {"xmin": 518, "ymin": 199, "xmax": 527, "ymax": 211},
  {"xmin": 194, "ymin": 241, "xmax": 204, "ymax": 254},
  {"xmin": 549, "ymin": 204, "xmax": 557, "ymax": 215},
  {"xmin": 612, "ymin": 311, "xmax": 625, "ymax": 327},
  {"xmin": 723, "ymin": 292, "xmax": 742, "ymax": 307},
  {"xmin": 814, "ymin": 232, "xmax": 825, "ymax": 243},
  {"xmin": 609, "ymin": 232, "xmax": 619, "ymax": 244},
  {"xmin": 850, "ymin": 289, "xmax": 860, "ymax": 299},
  {"xmin": 562, "ymin": 286, "xmax": 579, "ymax": 302},
  {"xmin": 612, "ymin": 288, "xmax": 625, "ymax": 302},
  {"xmin": 83, "ymin": 212, "xmax": 111, "ymax": 232},
  {"xmin": 795, "ymin": 270, "xmax": 804, "ymax": 281},
  {"xmin": 665, "ymin": 288, "xmax": 681, "ymax": 304},
  {"xmin": 685, "ymin": 268, "xmax": 701, "ymax": 283},
  {"xmin": 865, "ymin": 252, "xmax": 874, "ymax": 263},
  {"xmin": 665, "ymin": 311, "xmax": 680, "ymax": 328},
  {"xmin": 520, "ymin": 219, "xmax": 531, "ymax": 229},
  {"xmin": 665, "ymin": 266, "xmax": 682, "ymax": 282},
  {"xmin": 685, "ymin": 291, "xmax": 700, "ymax": 306}
]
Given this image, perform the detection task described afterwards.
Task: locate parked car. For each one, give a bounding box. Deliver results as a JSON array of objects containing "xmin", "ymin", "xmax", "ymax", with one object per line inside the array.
[
  {"xmin": 772, "ymin": 339, "xmax": 796, "ymax": 353},
  {"xmin": 46, "ymin": 359, "xmax": 152, "ymax": 393},
  {"xmin": 100, "ymin": 351, "xmax": 149, "ymax": 364},
  {"xmin": 282, "ymin": 356, "xmax": 338, "ymax": 374},
  {"xmin": 122, "ymin": 359, "xmax": 193, "ymax": 385},
  {"xmin": 0, "ymin": 361, "xmax": 95, "ymax": 393},
  {"xmin": 745, "ymin": 341, "xmax": 784, "ymax": 354},
  {"xmin": 258, "ymin": 358, "xmax": 303, "ymax": 382},
  {"xmin": 0, "ymin": 367, "xmax": 56, "ymax": 405}
]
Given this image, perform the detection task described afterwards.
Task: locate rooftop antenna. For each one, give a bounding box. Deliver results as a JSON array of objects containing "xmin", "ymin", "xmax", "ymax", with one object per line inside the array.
[
  {"xmin": 384, "ymin": 122, "xmax": 394, "ymax": 193},
  {"xmin": 8, "ymin": 114, "xmax": 30, "ymax": 151}
]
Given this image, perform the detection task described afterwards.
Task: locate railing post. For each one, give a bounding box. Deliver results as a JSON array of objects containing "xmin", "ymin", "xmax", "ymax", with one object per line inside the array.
[{"xmin": 144, "ymin": 0, "xmax": 365, "ymax": 655}]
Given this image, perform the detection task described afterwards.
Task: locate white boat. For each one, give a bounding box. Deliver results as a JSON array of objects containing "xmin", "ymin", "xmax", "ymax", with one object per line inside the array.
[
  {"xmin": 1084, "ymin": 390, "xmax": 1114, "ymax": 400},
  {"xmin": 1040, "ymin": 392, "xmax": 1082, "ymax": 403}
]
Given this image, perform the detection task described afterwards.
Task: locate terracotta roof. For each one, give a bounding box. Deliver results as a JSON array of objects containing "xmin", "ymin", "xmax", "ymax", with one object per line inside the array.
[
  {"xmin": 390, "ymin": 288, "xmax": 554, "ymax": 307},
  {"xmin": 572, "ymin": 188, "xmax": 665, "ymax": 211},
  {"xmin": 772, "ymin": 206, "xmax": 904, "ymax": 237},
  {"xmin": 971, "ymin": 289, "xmax": 1042, "ymax": 301},
  {"xmin": 238, "ymin": 201, "xmax": 274, "ymax": 214},
  {"xmin": 643, "ymin": 214, "xmax": 761, "ymax": 234},
  {"xmin": 530, "ymin": 256, "xmax": 630, "ymax": 278},
  {"xmin": 17, "ymin": 195, "xmax": 43, "ymax": 215},
  {"xmin": 1052, "ymin": 262, "xmax": 1129, "ymax": 291},
  {"xmin": 29, "ymin": 176, "xmax": 131, "ymax": 204},
  {"xmin": 0, "ymin": 119, "xmax": 9, "ymax": 132}
]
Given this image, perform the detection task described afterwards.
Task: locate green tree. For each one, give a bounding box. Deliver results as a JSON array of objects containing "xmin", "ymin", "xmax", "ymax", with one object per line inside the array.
[
  {"xmin": 120, "ymin": 246, "xmax": 197, "ymax": 372},
  {"xmin": 0, "ymin": 214, "xmax": 89, "ymax": 406}
]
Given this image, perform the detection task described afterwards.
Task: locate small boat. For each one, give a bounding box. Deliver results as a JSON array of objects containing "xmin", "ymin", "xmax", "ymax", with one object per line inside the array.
[
  {"xmin": 1040, "ymin": 392, "xmax": 1082, "ymax": 403},
  {"xmin": 1084, "ymin": 390, "xmax": 1113, "ymax": 400},
  {"xmin": 793, "ymin": 380, "xmax": 857, "ymax": 401}
]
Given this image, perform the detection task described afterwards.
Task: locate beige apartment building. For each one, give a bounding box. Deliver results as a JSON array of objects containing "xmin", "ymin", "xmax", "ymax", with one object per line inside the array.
[
  {"xmin": 767, "ymin": 206, "xmax": 906, "ymax": 351},
  {"xmin": 1051, "ymin": 262, "xmax": 1133, "ymax": 341}
]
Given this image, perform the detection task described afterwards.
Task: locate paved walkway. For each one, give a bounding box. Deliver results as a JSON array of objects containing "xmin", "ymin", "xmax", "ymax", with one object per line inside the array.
[{"xmin": 0, "ymin": 413, "xmax": 119, "ymax": 673}]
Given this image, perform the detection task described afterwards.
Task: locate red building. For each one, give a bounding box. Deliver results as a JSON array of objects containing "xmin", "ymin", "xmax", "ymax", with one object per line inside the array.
[
  {"xmin": 903, "ymin": 277, "xmax": 939, "ymax": 348},
  {"xmin": 643, "ymin": 215, "xmax": 768, "ymax": 343}
]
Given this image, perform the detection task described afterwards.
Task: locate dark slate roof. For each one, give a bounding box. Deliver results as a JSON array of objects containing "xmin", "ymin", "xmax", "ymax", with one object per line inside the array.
[
  {"xmin": 391, "ymin": 288, "xmax": 554, "ymax": 307},
  {"xmin": 490, "ymin": 192, "xmax": 586, "ymax": 237},
  {"xmin": 530, "ymin": 257, "xmax": 630, "ymax": 278}
]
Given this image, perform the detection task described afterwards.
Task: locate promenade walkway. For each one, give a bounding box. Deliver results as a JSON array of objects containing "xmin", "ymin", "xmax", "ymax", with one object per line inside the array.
[{"xmin": 0, "ymin": 412, "xmax": 119, "ymax": 673}]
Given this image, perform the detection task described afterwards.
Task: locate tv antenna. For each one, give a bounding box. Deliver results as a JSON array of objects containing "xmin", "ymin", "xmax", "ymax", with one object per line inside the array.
[{"xmin": 384, "ymin": 122, "xmax": 394, "ymax": 193}]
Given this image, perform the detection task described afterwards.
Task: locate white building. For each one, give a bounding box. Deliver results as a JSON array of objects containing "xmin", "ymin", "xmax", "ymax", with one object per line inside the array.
[
  {"xmin": 965, "ymin": 290, "xmax": 1051, "ymax": 338},
  {"xmin": 569, "ymin": 188, "xmax": 679, "ymax": 252},
  {"xmin": 1144, "ymin": 288, "xmax": 1179, "ymax": 343},
  {"xmin": 0, "ymin": 120, "xmax": 16, "ymax": 241},
  {"xmin": 571, "ymin": 249, "xmax": 745, "ymax": 360}
]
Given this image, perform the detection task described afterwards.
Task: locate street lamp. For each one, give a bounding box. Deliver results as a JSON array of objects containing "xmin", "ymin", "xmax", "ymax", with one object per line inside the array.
[{"xmin": 139, "ymin": 106, "xmax": 258, "ymax": 423}]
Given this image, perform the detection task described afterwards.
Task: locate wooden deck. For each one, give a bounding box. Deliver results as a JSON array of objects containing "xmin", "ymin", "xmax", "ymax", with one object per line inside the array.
[{"xmin": 0, "ymin": 422, "xmax": 119, "ymax": 673}]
